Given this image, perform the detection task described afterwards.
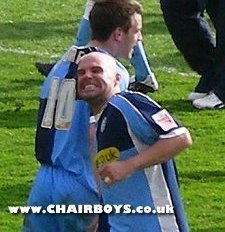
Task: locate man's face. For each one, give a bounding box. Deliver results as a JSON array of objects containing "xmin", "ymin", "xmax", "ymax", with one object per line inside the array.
[
  {"xmin": 120, "ymin": 12, "xmax": 142, "ymax": 59},
  {"xmin": 77, "ymin": 53, "xmax": 119, "ymax": 104}
]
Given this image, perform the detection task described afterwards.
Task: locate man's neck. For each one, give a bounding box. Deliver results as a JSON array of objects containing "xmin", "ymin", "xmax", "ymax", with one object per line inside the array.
[
  {"xmin": 90, "ymin": 98, "xmax": 108, "ymax": 116},
  {"xmin": 88, "ymin": 40, "xmax": 118, "ymax": 58},
  {"xmin": 89, "ymin": 92, "xmax": 117, "ymax": 116}
]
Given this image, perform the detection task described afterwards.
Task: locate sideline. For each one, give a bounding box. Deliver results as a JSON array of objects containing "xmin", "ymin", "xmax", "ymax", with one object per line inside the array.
[
  {"xmin": 0, "ymin": 45, "xmax": 59, "ymax": 58},
  {"xmin": 0, "ymin": 45, "xmax": 197, "ymax": 77}
]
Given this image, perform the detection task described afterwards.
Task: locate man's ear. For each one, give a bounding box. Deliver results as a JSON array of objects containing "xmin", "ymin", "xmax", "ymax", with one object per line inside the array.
[
  {"xmin": 114, "ymin": 73, "xmax": 121, "ymax": 93},
  {"xmin": 115, "ymin": 73, "xmax": 121, "ymax": 85},
  {"xmin": 113, "ymin": 27, "xmax": 123, "ymax": 41}
]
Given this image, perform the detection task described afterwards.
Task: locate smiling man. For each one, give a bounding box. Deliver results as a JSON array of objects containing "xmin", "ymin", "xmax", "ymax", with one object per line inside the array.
[
  {"xmin": 77, "ymin": 53, "xmax": 120, "ymax": 112},
  {"xmin": 77, "ymin": 52, "xmax": 192, "ymax": 232}
]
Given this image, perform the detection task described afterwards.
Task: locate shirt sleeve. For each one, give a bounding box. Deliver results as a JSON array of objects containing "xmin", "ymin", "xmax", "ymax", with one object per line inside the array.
[{"xmin": 121, "ymin": 92, "xmax": 187, "ymax": 139}]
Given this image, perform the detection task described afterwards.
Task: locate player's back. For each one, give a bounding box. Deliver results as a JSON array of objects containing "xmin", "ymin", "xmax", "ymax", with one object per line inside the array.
[{"xmin": 35, "ymin": 45, "xmax": 130, "ymax": 192}]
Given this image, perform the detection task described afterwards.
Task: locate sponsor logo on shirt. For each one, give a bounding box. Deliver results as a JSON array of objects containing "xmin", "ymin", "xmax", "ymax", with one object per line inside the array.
[
  {"xmin": 93, "ymin": 147, "xmax": 120, "ymax": 169},
  {"xmin": 152, "ymin": 109, "xmax": 177, "ymax": 131}
]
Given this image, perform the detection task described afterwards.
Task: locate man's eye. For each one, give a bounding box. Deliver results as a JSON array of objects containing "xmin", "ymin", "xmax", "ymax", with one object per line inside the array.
[
  {"xmin": 92, "ymin": 67, "xmax": 103, "ymax": 73},
  {"xmin": 77, "ymin": 70, "xmax": 85, "ymax": 76}
]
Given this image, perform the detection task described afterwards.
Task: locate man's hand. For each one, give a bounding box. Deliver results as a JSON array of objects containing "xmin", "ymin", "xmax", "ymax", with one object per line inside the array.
[{"xmin": 98, "ymin": 160, "xmax": 135, "ymax": 187}]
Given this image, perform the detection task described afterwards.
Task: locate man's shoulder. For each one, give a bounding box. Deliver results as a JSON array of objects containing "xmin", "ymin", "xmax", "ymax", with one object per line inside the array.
[
  {"xmin": 108, "ymin": 91, "xmax": 162, "ymax": 116},
  {"xmin": 63, "ymin": 45, "xmax": 100, "ymax": 61},
  {"xmin": 117, "ymin": 91, "xmax": 160, "ymax": 107}
]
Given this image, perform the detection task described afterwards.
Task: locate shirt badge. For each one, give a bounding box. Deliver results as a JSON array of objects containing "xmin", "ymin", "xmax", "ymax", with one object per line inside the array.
[
  {"xmin": 152, "ymin": 109, "xmax": 178, "ymax": 131},
  {"xmin": 100, "ymin": 117, "xmax": 107, "ymax": 133}
]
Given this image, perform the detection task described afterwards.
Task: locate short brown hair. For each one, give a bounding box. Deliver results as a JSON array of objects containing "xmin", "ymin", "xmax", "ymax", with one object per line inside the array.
[{"xmin": 89, "ymin": 0, "xmax": 143, "ymax": 41}]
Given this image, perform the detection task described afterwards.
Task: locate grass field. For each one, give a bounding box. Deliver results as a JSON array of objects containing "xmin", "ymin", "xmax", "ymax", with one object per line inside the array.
[{"xmin": 0, "ymin": 0, "xmax": 225, "ymax": 231}]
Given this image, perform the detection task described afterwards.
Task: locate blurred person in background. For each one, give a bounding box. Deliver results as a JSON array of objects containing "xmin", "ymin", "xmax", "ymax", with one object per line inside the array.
[{"xmin": 160, "ymin": 0, "xmax": 225, "ymax": 109}]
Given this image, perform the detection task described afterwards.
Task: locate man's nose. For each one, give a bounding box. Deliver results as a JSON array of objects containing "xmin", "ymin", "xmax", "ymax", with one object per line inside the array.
[
  {"xmin": 85, "ymin": 70, "xmax": 93, "ymax": 79},
  {"xmin": 83, "ymin": 70, "xmax": 93, "ymax": 79}
]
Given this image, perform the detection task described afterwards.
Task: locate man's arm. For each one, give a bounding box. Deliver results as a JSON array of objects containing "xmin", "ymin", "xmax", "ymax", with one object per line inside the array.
[{"xmin": 98, "ymin": 129, "xmax": 192, "ymax": 186}]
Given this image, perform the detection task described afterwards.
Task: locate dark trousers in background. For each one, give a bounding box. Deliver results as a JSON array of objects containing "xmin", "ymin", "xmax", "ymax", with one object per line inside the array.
[{"xmin": 160, "ymin": 0, "xmax": 225, "ymax": 101}]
